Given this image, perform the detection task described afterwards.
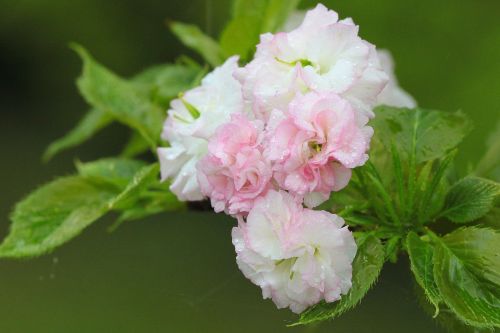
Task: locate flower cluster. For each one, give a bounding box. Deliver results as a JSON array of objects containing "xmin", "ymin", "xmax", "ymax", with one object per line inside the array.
[{"xmin": 158, "ymin": 4, "xmax": 414, "ymax": 313}]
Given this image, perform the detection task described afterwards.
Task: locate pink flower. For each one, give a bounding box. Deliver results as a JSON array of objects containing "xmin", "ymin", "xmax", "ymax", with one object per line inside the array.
[
  {"xmin": 232, "ymin": 190, "xmax": 357, "ymax": 313},
  {"xmin": 266, "ymin": 91, "xmax": 372, "ymax": 207},
  {"xmin": 197, "ymin": 114, "xmax": 273, "ymax": 215},
  {"xmin": 234, "ymin": 3, "xmax": 388, "ymax": 122}
]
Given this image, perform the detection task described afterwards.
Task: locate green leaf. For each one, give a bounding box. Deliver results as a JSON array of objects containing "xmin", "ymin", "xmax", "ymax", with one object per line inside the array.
[
  {"xmin": 77, "ymin": 158, "xmax": 186, "ymax": 231},
  {"xmin": 231, "ymin": 0, "xmax": 300, "ymax": 33},
  {"xmin": 372, "ymin": 106, "xmax": 472, "ymax": 164},
  {"xmin": 72, "ymin": 44, "xmax": 164, "ymax": 147},
  {"xmin": 76, "ymin": 158, "xmax": 159, "ymax": 209},
  {"xmin": 391, "ymin": 144, "xmax": 405, "ymax": 215},
  {"xmin": 139, "ymin": 62, "xmax": 206, "ymax": 109},
  {"xmin": 417, "ymin": 151, "xmax": 455, "ymax": 224},
  {"xmin": 363, "ymin": 162, "xmax": 401, "ymax": 225},
  {"xmin": 0, "ymin": 158, "xmax": 178, "ymax": 258},
  {"xmin": 220, "ymin": 17, "xmax": 259, "ymax": 61},
  {"xmin": 109, "ymin": 190, "xmax": 184, "ymax": 231},
  {"xmin": 414, "ymin": 282, "xmax": 491, "ymax": 333},
  {"xmin": 407, "ymin": 232, "xmax": 442, "ymax": 316},
  {"xmin": 132, "ymin": 61, "xmax": 202, "ymax": 91},
  {"xmin": 76, "ymin": 158, "xmax": 147, "ymax": 189},
  {"xmin": 220, "ymin": 0, "xmax": 300, "ymax": 60},
  {"xmin": 441, "ymin": 176, "xmax": 500, "ymax": 223},
  {"xmin": 435, "ymin": 308, "xmax": 494, "ymax": 333},
  {"xmin": 169, "ymin": 21, "xmax": 224, "ymax": 67},
  {"xmin": 108, "ymin": 163, "xmax": 160, "ymax": 210},
  {"xmin": 433, "ymin": 227, "xmax": 500, "ymax": 328},
  {"xmin": 77, "ymin": 158, "xmax": 183, "ymax": 225},
  {"xmin": 0, "ymin": 176, "xmax": 116, "ymax": 258},
  {"xmin": 44, "ymin": 60, "xmax": 202, "ymax": 160},
  {"xmin": 294, "ymin": 235, "xmax": 385, "ymax": 325},
  {"xmin": 43, "ymin": 108, "xmax": 113, "ymax": 161}
]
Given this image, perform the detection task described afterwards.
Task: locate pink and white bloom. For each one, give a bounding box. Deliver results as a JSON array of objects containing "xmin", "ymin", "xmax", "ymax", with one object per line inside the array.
[
  {"xmin": 235, "ymin": 3, "xmax": 388, "ymax": 121},
  {"xmin": 158, "ymin": 56, "xmax": 244, "ymax": 201},
  {"xmin": 266, "ymin": 91, "xmax": 372, "ymax": 207},
  {"xmin": 376, "ymin": 50, "xmax": 417, "ymax": 108},
  {"xmin": 280, "ymin": 10, "xmax": 415, "ymax": 110},
  {"xmin": 232, "ymin": 190, "xmax": 357, "ymax": 313},
  {"xmin": 197, "ymin": 114, "xmax": 273, "ymax": 215}
]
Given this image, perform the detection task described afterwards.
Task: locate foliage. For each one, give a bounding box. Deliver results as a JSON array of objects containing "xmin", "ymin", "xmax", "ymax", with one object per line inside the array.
[
  {"xmin": 441, "ymin": 176, "xmax": 500, "ymax": 223},
  {"xmin": 432, "ymin": 227, "xmax": 500, "ymax": 328},
  {"xmin": 0, "ymin": 159, "xmax": 183, "ymax": 258},
  {"xmin": 1, "ymin": 2, "xmax": 499, "ymax": 330},
  {"xmin": 314, "ymin": 106, "xmax": 499, "ymax": 328}
]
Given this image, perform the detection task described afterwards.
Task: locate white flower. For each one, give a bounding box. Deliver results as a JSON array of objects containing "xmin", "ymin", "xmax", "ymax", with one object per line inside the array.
[
  {"xmin": 157, "ymin": 56, "xmax": 244, "ymax": 201},
  {"xmin": 376, "ymin": 49, "xmax": 417, "ymax": 108},
  {"xmin": 232, "ymin": 190, "xmax": 357, "ymax": 313},
  {"xmin": 235, "ymin": 4, "xmax": 388, "ymax": 122},
  {"xmin": 279, "ymin": 8, "xmax": 416, "ymax": 110}
]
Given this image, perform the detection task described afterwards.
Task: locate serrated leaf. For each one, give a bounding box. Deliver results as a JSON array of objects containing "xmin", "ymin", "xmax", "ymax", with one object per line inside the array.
[
  {"xmin": 109, "ymin": 190, "xmax": 184, "ymax": 232},
  {"xmin": 76, "ymin": 158, "xmax": 183, "ymax": 227},
  {"xmin": 76, "ymin": 158, "xmax": 147, "ymax": 189},
  {"xmin": 435, "ymin": 308, "xmax": 494, "ymax": 333},
  {"xmin": 407, "ymin": 232, "xmax": 442, "ymax": 316},
  {"xmin": 72, "ymin": 44, "xmax": 164, "ymax": 147},
  {"xmin": 220, "ymin": 0, "xmax": 300, "ymax": 60},
  {"xmin": 372, "ymin": 106, "xmax": 472, "ymax": 164},
  {"xmin": 108, "ymin": 163, "xmax": 160, "ymax": 210},
  {"xmin": 433, "ymin": 227, "xmax": 500, "ymax": 328},
  {"xmin": 414, "ymin": 281, "xmax": 491, "ymax": 333},
  {"xmin": 115, "ymin": 193, "xmax": 180, "ymax": 223},
  {"xmin": 0, "ymin": 159, "xmax": 175, "ymax": 258},
  {"xmin": 43, "ymin": 108, "xmax": 113, "ymax": 161},
  {"xmin": 44, "ymin": 60, "xmax": 202, "ymax": 160},
  {"xmin": 131, "ymin": 61, "xmax": 202, "ymax": 94},
  {"xmin": 294, "ymin": 235, "xmax": 384, "ymax": 325},
  {"xmin": 140, "ymin": 63, "xmax": 206, "ymax": 109},
  {"xmin": 76, "ymin": 158, "xmax": 161, "ymax": 210},
  {"xmin": 169, "ymin": 21, "xmax": 224, "ymax": 67},
  {"xmin": 0, "ymin": 177, "xmax": 116, "ymax": 258},
  {"xmin": 417, "ymin": 151, "xmax": 455, "ymax": 224},
  {"xmin": 442, "ymin": 176, "xmax": 500, "ymax": 223}
]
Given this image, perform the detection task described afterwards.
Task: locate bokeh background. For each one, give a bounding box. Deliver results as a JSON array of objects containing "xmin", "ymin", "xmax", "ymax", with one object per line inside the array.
[{"xmin": 1, "ymin": 0, "xmax": 499, "ymax": 332}]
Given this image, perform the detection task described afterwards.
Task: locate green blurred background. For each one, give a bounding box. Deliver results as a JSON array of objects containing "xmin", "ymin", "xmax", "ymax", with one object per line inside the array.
[{"xmin": 0, "ymin": 0, "xmax": 499, "ymax": 332}]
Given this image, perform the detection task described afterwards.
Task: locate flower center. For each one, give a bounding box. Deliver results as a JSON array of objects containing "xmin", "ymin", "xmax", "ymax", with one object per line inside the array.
[
  {"xmin": 309, "ymin": 141, "xmax": 323, "ymax": 154},
  {"xmin": 275, "ymin": 57, "xmax": 314, "ymax": 68}
]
